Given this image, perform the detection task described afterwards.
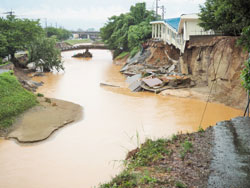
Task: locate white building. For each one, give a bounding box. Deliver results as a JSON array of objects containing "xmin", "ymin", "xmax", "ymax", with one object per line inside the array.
[{"xmin": 150, "ymin": 14, "xmax": 214, "ymax": 53}]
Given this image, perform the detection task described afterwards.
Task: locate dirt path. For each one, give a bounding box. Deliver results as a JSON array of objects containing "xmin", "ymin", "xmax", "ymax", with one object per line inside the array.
[{"xmin": 6, "ymin": 97, "xmax": 83, "ymax": 143}]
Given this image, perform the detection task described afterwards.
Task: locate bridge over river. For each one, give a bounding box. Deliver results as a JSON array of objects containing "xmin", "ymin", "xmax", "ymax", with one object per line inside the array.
[{"xmin": 60, "ymin": 44, "xmax": 109, "ymax": 52}]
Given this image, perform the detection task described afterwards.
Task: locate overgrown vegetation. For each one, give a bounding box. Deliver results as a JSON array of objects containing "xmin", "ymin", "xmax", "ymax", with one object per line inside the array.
[
  {"xmin": 116, "ymin": 51, "xmax": 129, "ymax": 59},
  {"xmin": 28, "ymin": 36, "xmax": 64, "ymax": 72},
  {"xmin": 100, "ymin": 2, "xmax": 155, "ymax": 58},
  {"xmin": 99, "ymin": 135, "xmax": 196, "ymax": 187},
  {"xmin": 45, "ymin": 26, "xmax": 72, "ymax": 41},
  {"xmin": 0, "ymin": 72, "xmax": 37, "ymax": 128},
  {"xmin": 0, "ymin": 15, "xmax": 67, "ymax": 72}
]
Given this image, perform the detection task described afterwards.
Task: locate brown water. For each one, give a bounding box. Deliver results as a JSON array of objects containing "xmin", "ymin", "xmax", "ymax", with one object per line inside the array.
[{"xmin": 0, "ymin": 50, "xmax": 243, "ymax": 188}]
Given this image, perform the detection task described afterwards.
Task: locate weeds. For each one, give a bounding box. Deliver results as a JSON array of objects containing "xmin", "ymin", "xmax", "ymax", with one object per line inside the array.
[
  {"xmin": 180, "ymin": 140, "xmax": 193, "ymax": 160},
  {"xmin": 116, "ymin": 52, "xmax": 129, "ymax": 59},
  {"xmin": 37, "ymin": 93, "xmax": 44, "ymax": 97},
  {"xmin": 129, "ymin": 138, "xmax": 169, "ymax": 167},
  {"xmin": 198, "ymin": 126, "xmax": 205, "ymax": 133},
  {"xmin": 175, "ymin": 181, "xmax": 187, "ymax": 188}
]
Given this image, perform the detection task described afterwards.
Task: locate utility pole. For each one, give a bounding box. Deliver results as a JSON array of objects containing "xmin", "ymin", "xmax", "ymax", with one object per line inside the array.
[
  {"xmin": 3, "ymin": 9, "xmax": 15, "ymax": 16},
  {"xmin": 156, "ymin": 0, "xmax": 160, "ymax": 19},
  {"xmin": 44, "ymin": 18, "xmax": 47, "ymax": 28},
  {"xmin": 160, "ymin": 5, "xmax": 165, "ymax": 19}
]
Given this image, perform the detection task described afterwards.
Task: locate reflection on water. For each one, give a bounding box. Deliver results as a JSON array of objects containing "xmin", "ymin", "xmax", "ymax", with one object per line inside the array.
[{"xmin": 0, "ymin": 50, "xmax": 242, "ymax": 188}]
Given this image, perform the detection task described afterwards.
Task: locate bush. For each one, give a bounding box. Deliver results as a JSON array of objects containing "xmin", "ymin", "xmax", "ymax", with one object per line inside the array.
[{"xmin": 28, "ymin": 36, "xmax": 64, "ymax": 72}]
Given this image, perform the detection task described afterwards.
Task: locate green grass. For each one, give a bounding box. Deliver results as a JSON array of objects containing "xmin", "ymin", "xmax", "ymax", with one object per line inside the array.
[
  {"xmin": 99, "ymin": 170, "xmax": 161, "ymax": 188},
  {"xmin": 0, "ymin": 71, "xmax": 37, "ymax": 128},
  {"xmin": 64, "ymin": 39, "xmax": 93, "ymax": 46},
  {"xmin": 128, "ymin": 138, "xmax": 170, "ymax": 167},
  {"xmin": 180, "ymin": 140, "xmax": 193, "ymax": 160},
  {"xmin": 116, "ymin": 52, "xmax": 129, "ymax": 59}
]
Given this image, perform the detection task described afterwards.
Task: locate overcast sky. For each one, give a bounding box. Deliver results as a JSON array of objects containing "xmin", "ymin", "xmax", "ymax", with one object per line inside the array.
[{"xmin": 0, "ymin": 0, "xmax": 205, "ymax": 31}]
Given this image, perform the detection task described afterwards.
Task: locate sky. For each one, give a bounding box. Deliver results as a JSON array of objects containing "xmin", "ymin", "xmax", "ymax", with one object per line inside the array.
[{"xmin": 0, "ymin": 0, "xmax": 206, "ymax": 31}]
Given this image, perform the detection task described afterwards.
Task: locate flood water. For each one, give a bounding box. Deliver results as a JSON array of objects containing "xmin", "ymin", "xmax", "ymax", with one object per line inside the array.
[{"xmin": 0, "ymin": 50, "xmax": 243, "ymax": 188}]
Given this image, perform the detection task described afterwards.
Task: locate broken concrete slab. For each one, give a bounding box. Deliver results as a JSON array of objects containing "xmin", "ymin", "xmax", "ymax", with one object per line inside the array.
[
  {"xmin": 142, "ymin": 77, "xmax": 163, "ymax": 87},
  {"xmin": 126, "ymin": 74, "xmax": 142, "ymax": 85},
  {"xmin": 129, "ymin": 80, "xmax": 142, "ymax": 92}
]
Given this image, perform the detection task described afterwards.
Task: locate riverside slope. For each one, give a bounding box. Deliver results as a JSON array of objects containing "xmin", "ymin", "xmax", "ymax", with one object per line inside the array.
[{"xmin": 7, "ymin": 97, "xmax": 83, "ymax": 143}]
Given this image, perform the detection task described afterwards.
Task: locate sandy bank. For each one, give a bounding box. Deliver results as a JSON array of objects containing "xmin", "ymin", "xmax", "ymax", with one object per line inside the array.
[{"xmin": 6, "ymin": 97, "xmax": 83, "ymax": 143}]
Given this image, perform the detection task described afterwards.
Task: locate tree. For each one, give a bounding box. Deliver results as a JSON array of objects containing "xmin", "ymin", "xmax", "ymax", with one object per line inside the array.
[
  {"xmin": 100, "ymin": 2, "xmax": 155, "ymax": 57},
  {"xmin": 0, "ymin": 33, "xmax": 8, "ymax": 58},
  {"xmin": 45, "ymin": 27, "xmax": 72, "ymax": 41},
  {"xmin": 0, "ymin": 15, "xmax": 44, "ymax": 63},
  {"xmin": 199, "ymin": 0, "xmax": 250, "ymax": 36},
  {"xmin": 28, "ymin": 36, "xmax": 64, "ymax": 72}
]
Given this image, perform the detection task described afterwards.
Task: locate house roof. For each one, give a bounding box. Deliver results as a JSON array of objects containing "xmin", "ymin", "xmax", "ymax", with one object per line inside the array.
[{"xmin": 163, "ymin": 17, "xmax": 181, "ymax": 31}]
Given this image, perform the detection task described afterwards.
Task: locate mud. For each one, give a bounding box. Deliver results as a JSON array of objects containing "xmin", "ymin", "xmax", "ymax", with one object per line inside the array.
[{"xmin": 7, "ymin": 97, "xmax": 83, "ymax": 143}]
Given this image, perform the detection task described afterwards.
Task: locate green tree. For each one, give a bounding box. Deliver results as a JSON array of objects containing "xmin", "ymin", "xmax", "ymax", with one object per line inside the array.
[
  {"xmin": 0, "ymin": 33, "xmax": 8, "ymax": 58},
  {"xmin": 100, "ymin": 2, "xmax": 155, "ymax": 57},
  {"xmin": 45, "ymin": 27, "xmax": 72, "ymax": 41},
  {"xmin": 28, "ymin": 36, "xmax": 64, "ymax": 72},
  {"xmin": 0, "ymin": 15, "xmax": 44, "ymax": 60},
  {"xmin": 199, "ymin": 0, "xmax": 250, "ymax": 36}
]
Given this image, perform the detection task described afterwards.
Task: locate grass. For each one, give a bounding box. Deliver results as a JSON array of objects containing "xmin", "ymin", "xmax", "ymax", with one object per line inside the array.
[
  {"xmin": 64, "ymin": 39, "xmax": 93, "ymax": 46},
  {"xmin": 179, "ymin": 140, "xmax": 193, "ymax": 160},
  {"xmin": 0, "ymin": 71, "xmax": 37, "ymax": 128},
  {"xmin": 99, "ymin": 170, "xmax": 162, "ymax": 188},
  {"xmin": 116, "ymin": 52, "xmax": 129, "ymax": 59},
  {"xmin": 98, "ymin": 134, "xmax": 197, "ymax": 188},
  {"xmin": 128, "ymin": 138, "xmax": 170, "ymax": 168}
]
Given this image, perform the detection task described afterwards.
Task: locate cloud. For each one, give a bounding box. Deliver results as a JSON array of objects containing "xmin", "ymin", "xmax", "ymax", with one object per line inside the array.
[{"xmin": 1, "ymin": 0, "xmax": 206, "ymax": 30}]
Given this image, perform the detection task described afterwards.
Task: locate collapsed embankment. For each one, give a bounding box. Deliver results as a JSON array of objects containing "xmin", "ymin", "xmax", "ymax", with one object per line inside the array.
[
  {"xmin": 181, "ymin": 36, "xmax": 248, "ymax": 110},
  {"xmin": 118, "ymin": 36, "xmax": 248, "ymax": 110}
]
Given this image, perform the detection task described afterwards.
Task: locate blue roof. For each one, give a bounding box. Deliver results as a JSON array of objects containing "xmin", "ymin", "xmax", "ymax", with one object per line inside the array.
[{"xmin": 164, "ymin": 17, "xmax": 181, "ymax": 31}]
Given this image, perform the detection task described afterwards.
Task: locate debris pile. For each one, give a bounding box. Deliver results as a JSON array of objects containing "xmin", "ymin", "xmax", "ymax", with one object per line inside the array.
[
  {"xmin": 121, "ymin": 42, "xmax": 195, "ymax": 93},
  {"xmin": 72, "ymin": 48, "xmax": 93, "ymax": 58}
]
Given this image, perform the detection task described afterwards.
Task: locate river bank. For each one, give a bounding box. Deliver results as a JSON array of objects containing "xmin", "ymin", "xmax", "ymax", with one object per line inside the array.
[
  {"xmin": 114, "ymin": 37, "xmax": 248, "ymax": 111},
  {"xmin": 0, "ymin": 50, "xmax": 243, "ymax": 188},
  {"xmin": 99, "ymin": 127, "xmax": 213, "ymax": 188},
  {"xmin": 0, "ymin": 66, "xmax": 83, "ymax": 143}
]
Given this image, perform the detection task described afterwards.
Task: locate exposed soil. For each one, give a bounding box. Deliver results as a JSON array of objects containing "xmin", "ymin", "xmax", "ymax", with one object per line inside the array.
[
  {"xmin": 103, "ymin": 127, "xmax": 214, "ymax": 188},
  {"xmin": 6, "ymin": 97, "xmax": 82, "ymax": 143},
  {"xmin": 0, "ymin": 67, "xmax": 83, "ymax": 143}
]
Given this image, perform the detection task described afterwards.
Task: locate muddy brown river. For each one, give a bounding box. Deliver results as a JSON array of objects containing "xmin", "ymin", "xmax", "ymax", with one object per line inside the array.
[{"xmin": 0, "ymin": 50, "xmax": 243, "ymax": 188}]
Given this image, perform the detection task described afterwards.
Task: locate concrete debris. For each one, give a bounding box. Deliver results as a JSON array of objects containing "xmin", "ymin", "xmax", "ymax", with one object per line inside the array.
[
  {"xmin": 128, "ymin": 80, "xmax": 142, "ymax": 92},
  {"xmin": 120, "ymin": 43, "xmax": 196, "ymax": 93},
  {"xmin": 126, "ymin": 74, "xmax": 142, "ymax": 85},
  {"xmin": 142, "ymin": 77, "xmax": 163, "ymax": 87},
  {"xmin": 100, "ymin": 83, "xmax": 120, "ymax": 88}
]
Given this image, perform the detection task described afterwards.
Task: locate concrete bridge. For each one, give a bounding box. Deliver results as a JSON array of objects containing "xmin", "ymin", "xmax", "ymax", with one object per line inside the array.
[
  {"xmin": 60, "ymin": 44, "xmax": 109, "ymax": 52},
  {"xmin": 71, "ymin": 31, "xmax": 101, "ymax": 40}
]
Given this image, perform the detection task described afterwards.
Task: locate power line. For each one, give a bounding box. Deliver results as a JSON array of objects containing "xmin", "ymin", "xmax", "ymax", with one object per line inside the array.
[{"xmin": 199, "ymin": 44, "xmax": 227, "ymax": 128}]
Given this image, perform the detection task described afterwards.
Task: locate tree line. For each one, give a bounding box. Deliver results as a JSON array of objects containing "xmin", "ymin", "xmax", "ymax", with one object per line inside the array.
[
  {"xmin": 100, "ymin": 2, "xmax": 156, "ymax": 58},
  {"xmin": 0, "ymin": 15, "xmax": 72, "ymax": 71}
]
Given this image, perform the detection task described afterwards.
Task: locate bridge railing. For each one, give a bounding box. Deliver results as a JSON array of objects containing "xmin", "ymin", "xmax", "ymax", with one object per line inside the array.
[{"xmin": 60, "ymin": 44, "xmax": 109, "ymax": 52}]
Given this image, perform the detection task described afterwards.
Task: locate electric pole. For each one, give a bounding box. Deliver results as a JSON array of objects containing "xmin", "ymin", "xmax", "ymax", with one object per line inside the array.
[
  {"xmin": 3, "ymin": 9, "xmax": 15, "ymax": 16},
  {"xmin": 160, "ymin": 5, "xmax": 165, "ymax": 19},
  {"xmin": 156, "ymin": 0, "xmax": 160, "ymax": 19}
]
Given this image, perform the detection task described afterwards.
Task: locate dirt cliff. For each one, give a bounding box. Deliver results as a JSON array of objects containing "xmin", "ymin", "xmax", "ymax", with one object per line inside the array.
[
  {"xmin": 118, "ymin": 37, "xmax": 248, "ymax": 110},
  {"xmin": 181, "ymin": 36, "xmax": 248, "ymax": 109}
]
